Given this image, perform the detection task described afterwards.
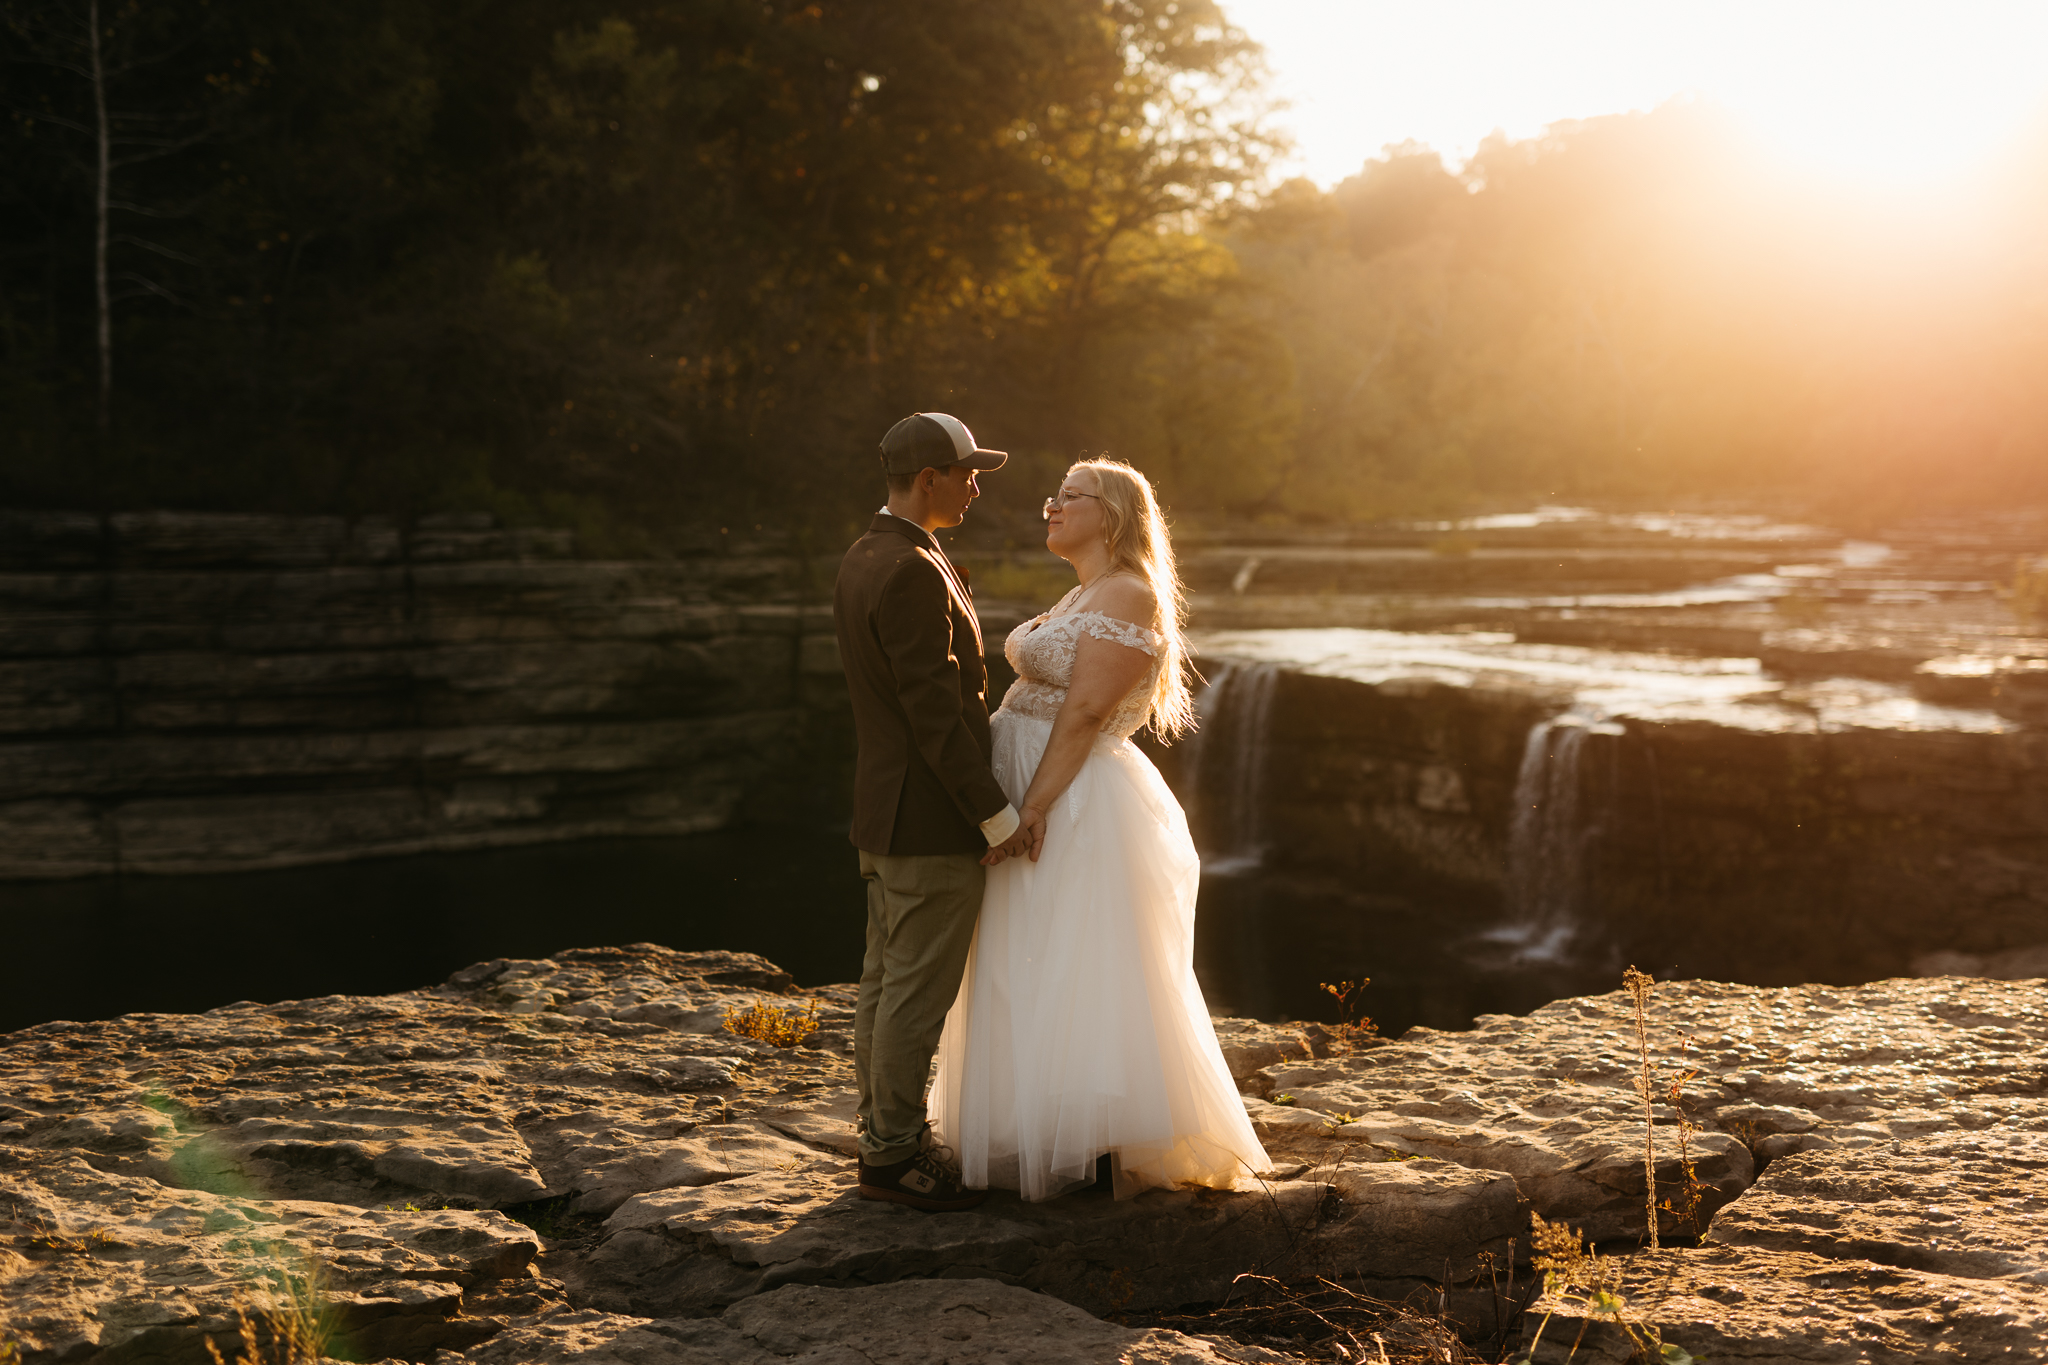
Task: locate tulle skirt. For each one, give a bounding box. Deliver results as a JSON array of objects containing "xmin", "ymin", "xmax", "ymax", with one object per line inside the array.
[{"xmin": 928, "ymin": 710, "xmax": 1272, "ymax": 1200}]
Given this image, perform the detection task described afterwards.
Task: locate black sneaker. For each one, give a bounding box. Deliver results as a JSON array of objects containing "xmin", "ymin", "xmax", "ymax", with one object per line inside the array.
[{"xmin": 858, "ymin": 1135, "xmax": 987, "ymax": 1212}]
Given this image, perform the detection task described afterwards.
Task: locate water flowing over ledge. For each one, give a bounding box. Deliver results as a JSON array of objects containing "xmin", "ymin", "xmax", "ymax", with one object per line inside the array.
[
  {"xmin": 1192, "ymin": 628, "xmax": 2008, "ymax": 735},
  {"xmin": 1166, "ymin": 626, "xmax": 2048, "ymax": 1027}
]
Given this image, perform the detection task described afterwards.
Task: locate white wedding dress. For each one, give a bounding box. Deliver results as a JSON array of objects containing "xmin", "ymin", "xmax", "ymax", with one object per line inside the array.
[{"xmin": 927, "ymin": 605, "xmax": 1272, "ymax": 1200}]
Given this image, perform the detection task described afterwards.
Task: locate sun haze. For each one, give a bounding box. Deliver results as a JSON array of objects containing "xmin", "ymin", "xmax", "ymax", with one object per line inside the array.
[{"xmin": 1227, "ymin": 0, "xmax": 2048, "ymax": 189}]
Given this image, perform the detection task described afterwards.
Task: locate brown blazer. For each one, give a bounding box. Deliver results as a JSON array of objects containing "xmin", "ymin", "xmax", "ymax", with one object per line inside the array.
[{"xmin": 834, "ymin": 512, "xmax": 1009, "ymax": 855}]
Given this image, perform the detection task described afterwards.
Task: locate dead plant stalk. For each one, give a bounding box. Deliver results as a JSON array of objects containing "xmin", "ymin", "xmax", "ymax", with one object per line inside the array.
[{"xmin": 1622, "ymin": 965, "xmax": 1659, "ymax": 1251}]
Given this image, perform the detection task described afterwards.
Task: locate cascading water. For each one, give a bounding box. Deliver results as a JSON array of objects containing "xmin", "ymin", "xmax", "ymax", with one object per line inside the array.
[
  {"xmin": 1496, "ymin": 704, "xmax": 1627, "ymax": 964},
  {"xmin": 1188, "ymin": 661, "xmax": 1280, "ymax": 873},
  {"xmin": 1183, "ymin": 659, "xmax": 1284, "ymax": 1017}
]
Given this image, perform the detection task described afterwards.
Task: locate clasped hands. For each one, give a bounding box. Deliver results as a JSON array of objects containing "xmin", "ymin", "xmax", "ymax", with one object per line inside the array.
[{"xmin": 980, "ymin": 804, "xmax": 1047, "ymax": 866}]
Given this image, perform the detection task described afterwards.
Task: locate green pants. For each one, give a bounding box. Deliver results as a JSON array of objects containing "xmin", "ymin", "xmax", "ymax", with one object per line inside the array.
[{"xmin": 855, "ymin": 849, "xmax": 984, "ymax": 1165}]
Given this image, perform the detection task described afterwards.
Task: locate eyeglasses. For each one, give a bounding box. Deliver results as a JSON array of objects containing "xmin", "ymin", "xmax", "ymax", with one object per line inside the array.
[{"xmin": 1042, "ymin": 490, "xmax": 1102, "ymax": 520}]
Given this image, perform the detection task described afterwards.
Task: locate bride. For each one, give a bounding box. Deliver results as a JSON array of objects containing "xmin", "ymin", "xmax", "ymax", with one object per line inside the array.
[{"xmin": 928, "ymin": 459, "xmax": 1271, "ymax": 1200}]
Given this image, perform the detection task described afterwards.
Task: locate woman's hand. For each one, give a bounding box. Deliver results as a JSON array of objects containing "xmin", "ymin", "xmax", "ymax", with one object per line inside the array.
[
  {"xmin": 987, "ymin": 805, "xmax": 1045, "ymax": 864},
  {"xmin": 1014, "ymin": 804, "xmax": 1047, "ymax": 862}
]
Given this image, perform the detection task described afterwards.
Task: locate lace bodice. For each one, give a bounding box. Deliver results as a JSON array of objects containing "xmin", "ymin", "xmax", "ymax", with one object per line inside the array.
[{"xmin": 997, "ymin": 609, "xmax": 1164, "ymax": 738}]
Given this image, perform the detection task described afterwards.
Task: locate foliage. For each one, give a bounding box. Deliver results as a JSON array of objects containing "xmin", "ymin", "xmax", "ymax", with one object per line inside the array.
[
  {"xmin": 7, "ymin": 6, "xmax": 2045, "ymax": 537},
  {"xmin": 0, "ymin": 0, "xmax": 1280, "ymax": 537},
  {"xmin": 722, "ymin": 996, "xmax": 818, "ymax": 1047},
  {"xmin": 1658, "ymin": 1065, "xmax": 1714, "ymax": 1240},
  {"xmin": 1316, "ymin": 978, "xmax": 1378, "ymax": 1048},
  {"xmin": 1514, "ymin": 1213, "xmax": 1693, "ymax": 1365},
  {"xmin": 954, "ymin": 553, "xmax": 1079, "ymax": 605},
  {"xmin": 201, "ymin": 1262, "xmax": 336, "ymax": 1365},
  {"xmin": 2007, "ymin": 557, "xmax": 2048, "ymax": 626},
  {"xmin": 1227, "ymin": 109, "xmax": 2048, "ymax": 526}
]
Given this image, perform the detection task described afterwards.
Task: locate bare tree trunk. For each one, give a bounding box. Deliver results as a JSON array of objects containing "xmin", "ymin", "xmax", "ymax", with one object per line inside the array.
[{"xmin": 89, "ymin": 0, "xmax": 111, "ymax": 432}]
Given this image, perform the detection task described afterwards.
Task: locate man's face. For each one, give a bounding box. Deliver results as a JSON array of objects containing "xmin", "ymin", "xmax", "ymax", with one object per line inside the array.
[{"xmin": 927, "ymin": 464, "xmax": 981, "ymax": 527}]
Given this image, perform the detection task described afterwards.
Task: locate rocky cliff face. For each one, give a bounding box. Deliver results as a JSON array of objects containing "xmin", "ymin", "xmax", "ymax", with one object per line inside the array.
[
  {"xmin": 2, "ymin": 947, "xmax": 2043, "ymax": 1363},
  {"xmin": 0, "ymin": 511, "xmax": 847, "ymax": 878},
  {"xmin": 1162, "ymin": 638, "xmax": 2048, "ymax": 1022}
]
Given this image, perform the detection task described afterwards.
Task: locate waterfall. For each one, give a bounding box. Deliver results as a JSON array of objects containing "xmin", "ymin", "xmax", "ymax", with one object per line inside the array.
[
  {"xmin": 1189, "ymin": 661, "xmax": 1280, "ymax": 874},
  {"xmin": 1184, "ymin": 659, "xmax": 1283, "ymax": 1018},
  {"xmin": 1497, "ymin": 705, "xmax": 1626, "ymax": 963}
]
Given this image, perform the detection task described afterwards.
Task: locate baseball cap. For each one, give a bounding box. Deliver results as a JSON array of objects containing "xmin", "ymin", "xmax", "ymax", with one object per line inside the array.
[{"xmin": 879, "ymin": 412, "xmax": 1008, "ymax": 475}]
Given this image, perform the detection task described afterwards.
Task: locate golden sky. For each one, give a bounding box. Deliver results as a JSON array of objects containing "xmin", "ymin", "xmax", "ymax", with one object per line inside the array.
[{"xmin": 1225, "ymin": 0, "xmax": 2048, "ymax": 188}]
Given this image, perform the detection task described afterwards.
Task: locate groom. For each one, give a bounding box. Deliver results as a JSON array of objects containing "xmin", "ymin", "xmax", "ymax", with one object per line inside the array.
[{"xmin": 834, "ymin": 412, "xmax": 1034, "ymax": 1212}]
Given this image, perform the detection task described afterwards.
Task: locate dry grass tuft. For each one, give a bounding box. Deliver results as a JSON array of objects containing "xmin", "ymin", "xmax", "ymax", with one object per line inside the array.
[
  {"xmin": 723, "ymin": 998, "xmax": 820, "ymax": 1047},
  {"xmin": 1141, "ymin": 1273, "xmax": 1496, "ymax": 1363},
  {"xmin": 202, "ymin": 1261, "xmax": 335, "ymax": 1365}
]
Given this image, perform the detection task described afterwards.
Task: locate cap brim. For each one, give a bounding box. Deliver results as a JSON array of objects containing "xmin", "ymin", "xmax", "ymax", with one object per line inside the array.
[{"xmin": 958, "ymin": 449, "xmax": 1007, "ymax": 471}]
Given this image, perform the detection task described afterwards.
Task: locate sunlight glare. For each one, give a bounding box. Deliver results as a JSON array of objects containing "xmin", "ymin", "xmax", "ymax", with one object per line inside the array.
[{"xmin": 1225, "ymin": 0, "xmax": 2048, "ymax": 189}]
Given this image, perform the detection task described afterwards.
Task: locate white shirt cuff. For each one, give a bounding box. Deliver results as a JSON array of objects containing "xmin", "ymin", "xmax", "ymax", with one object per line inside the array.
[{"xmin": 980, "ymin": 803, "xmax": 1020, "ymax": 846}]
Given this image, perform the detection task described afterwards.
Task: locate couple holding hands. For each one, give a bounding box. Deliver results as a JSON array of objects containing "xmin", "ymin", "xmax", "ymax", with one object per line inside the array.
[{"xmin": 832, "ymin": 412, "xmax": 1270, "ymax": 1211}]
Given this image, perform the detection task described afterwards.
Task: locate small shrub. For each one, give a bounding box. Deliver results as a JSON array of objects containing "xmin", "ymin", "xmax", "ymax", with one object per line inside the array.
[
  {"xmin": 1516, "ymin": 1214, "xmax": 1693, "ymax": 1365},
  {"xmin": 2007, "ymin": 557, "xmax": 2048, "ymax": 626},
  {"xmin": 1659, "ymin": 1065, "xmax": 1715, "ymax": 1239},
  {"xmin": 723, "ymin": 998, "xmax": 819, "ymax": 1047},
  {"xmin": 1317, "ymin": 979, "xmax": 1379, "ymax": 1049}
]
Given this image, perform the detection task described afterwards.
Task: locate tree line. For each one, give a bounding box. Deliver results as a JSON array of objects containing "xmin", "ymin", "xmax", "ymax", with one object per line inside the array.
[{"xmin": 5, "ymin": 1, "xmax": 2043, "ymax": 546}]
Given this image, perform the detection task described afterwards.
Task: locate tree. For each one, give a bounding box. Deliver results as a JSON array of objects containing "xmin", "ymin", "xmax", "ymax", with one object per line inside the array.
[{"xmin": 3, "ymin": 0, "xmax": 247, "ymax": 430}]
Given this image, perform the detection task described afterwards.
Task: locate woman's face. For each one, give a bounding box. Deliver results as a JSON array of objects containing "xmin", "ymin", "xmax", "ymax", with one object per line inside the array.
[{"xmin": 1043, "ymin": 468, "xmax": 1106, "ymax": 563}]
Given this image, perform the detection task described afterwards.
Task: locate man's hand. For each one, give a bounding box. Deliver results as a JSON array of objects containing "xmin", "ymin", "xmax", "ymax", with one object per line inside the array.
[{"xmin": 979, "ymin": 844, "xmax": 1008, "ymax": 867}]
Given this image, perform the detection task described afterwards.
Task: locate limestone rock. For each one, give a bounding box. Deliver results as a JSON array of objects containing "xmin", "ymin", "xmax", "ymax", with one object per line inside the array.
[
  {"xmin": 1237, "ymin": 975, "xmax": 2048, "ymax": 1240},
  {"xmin": 455, "ymin": 1280, "xmax": 1283, "ymax": 1364},
  {"xmin": 1708, "ymin": 1132, "xmax": 2048, "ymax": 1283},
  {"xmin": 580, "ymin": 1155, "xmax": 1519, "ymax": 1320},
  {"xmin": 0, "ymin": 512, "xmax": 828, "ymax": 878},
  {"xmin": 1521, "ymin": 1107, "xmax": 2048, "ymax": 1361},
  {"xmin": 1210, "ymin": 1018, "xmax": 1320, "ymax": 1085},
  {"xmin": 7, "ymin": 948, "xmax": 2047, "ymax": 1362},
  {"xmin": 1520, "ymin": 1243, "xmax": 2048, "ymax": 1364},
  {"xmin": 0, "ymin": 1146, "xmax": 549, "ymax": 1364},
  {"xmin": 543, "ymin": 1119, "xmax": 835, "ymax": 1215}
]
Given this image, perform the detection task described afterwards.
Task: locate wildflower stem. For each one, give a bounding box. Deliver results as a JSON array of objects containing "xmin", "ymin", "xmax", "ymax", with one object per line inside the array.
[{"xmin": 1623, "ymin": 965, "xmax": 1659, "ymax": 1250}]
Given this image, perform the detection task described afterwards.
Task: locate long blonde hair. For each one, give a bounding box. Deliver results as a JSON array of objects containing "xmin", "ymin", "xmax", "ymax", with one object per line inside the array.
[{"xmin": 1069, "ymin": 458, "xmax": 1196, "ymax": 739}]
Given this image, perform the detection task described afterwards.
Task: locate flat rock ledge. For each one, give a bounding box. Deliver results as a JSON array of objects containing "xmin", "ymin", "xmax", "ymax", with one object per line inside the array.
[{"xmin": 0, "ymin": 946, "xmax": 2041, "ymax": 1363}]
